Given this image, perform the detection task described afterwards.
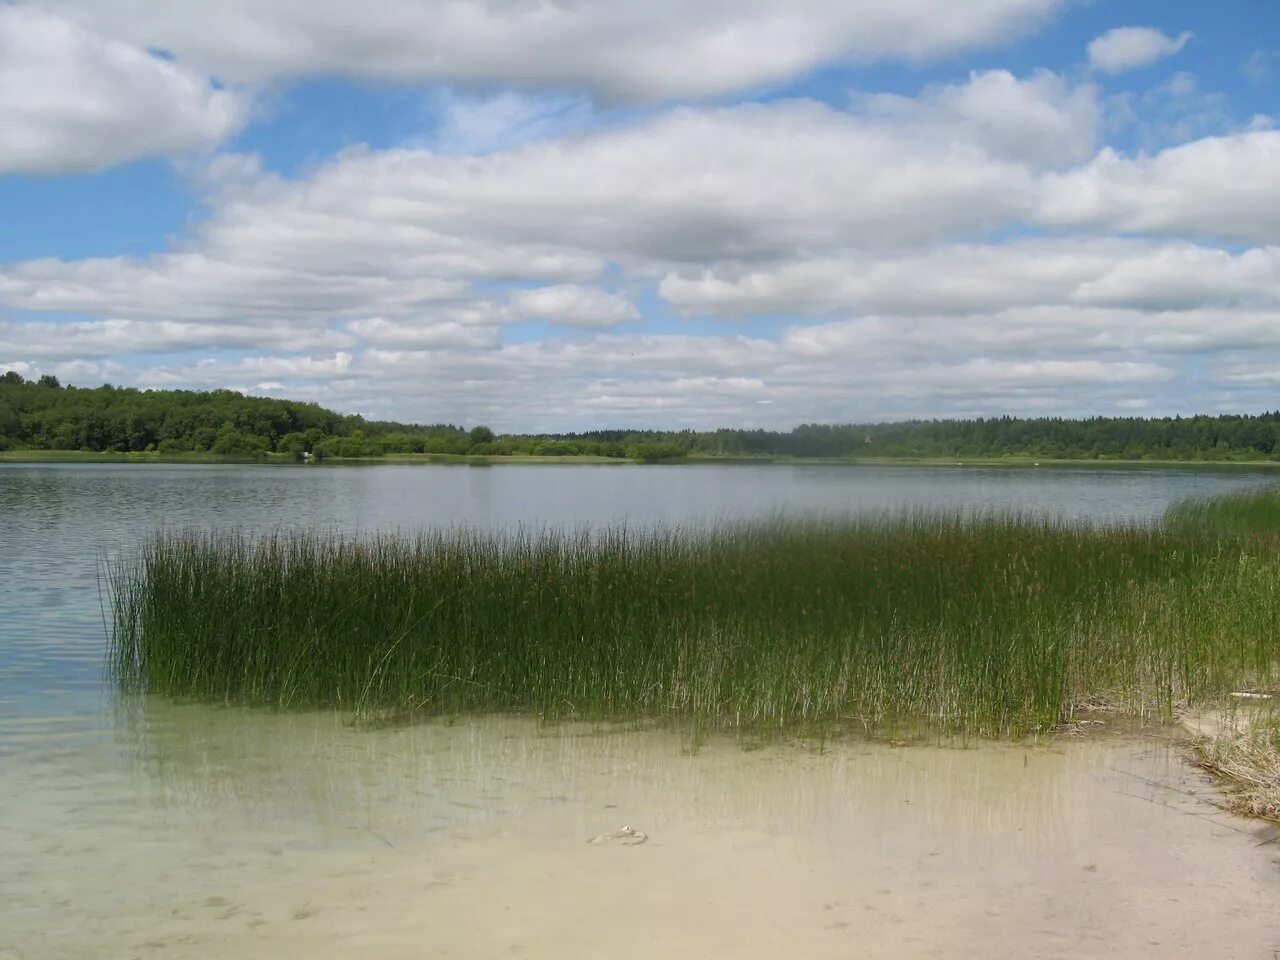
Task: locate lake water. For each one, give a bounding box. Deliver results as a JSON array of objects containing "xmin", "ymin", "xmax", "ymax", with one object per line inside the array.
[{"xmin": 3, "ymin": 461, "xmax": 1279, "ymax": 958}]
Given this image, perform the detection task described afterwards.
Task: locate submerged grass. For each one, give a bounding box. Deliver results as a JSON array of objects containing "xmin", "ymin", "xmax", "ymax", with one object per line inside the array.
[{"xmin": 108, "ymin": 507, "xmax": 1280, "ymax": 738}]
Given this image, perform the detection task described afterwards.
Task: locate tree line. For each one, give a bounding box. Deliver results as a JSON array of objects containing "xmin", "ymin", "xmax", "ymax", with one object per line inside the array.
[
  {"xmin": 0, "ymin": 372, "xmax": 683, "ymax": 460},
  {"xmin": 559, "ymin": 415, "xmax": 1280, "ymax": 462},
  {"xmin": 5, "ymin": 370, "xmax": 1280, "ymax": 463}
]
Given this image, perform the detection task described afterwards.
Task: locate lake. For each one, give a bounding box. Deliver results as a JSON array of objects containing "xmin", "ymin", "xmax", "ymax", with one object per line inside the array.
[{"xmin": 3, "ymin": 461, "xmax": 1279, "ymax": 958}]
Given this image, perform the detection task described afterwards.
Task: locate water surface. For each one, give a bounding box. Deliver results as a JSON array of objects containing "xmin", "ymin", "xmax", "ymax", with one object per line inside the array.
[
  {"xmin": 4, "ymin": 711, "xmax": 1277, "ymax": 959},
  {"xmin": 3, "ymin": 461, "xmax": 1279, "ymax": 957},
  {"xmin": 6, "ymin": 460, "xmax": 1277, "ymax": 746}
]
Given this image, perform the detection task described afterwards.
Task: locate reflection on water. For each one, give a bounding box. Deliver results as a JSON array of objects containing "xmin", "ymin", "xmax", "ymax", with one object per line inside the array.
[
  {"xmin": 3, "ymin": 460, "xmax": 1278, "ymax": 755},
  {"xmin": 3, "ymin": 463, "xmax": 1280, "ymax": 958}
]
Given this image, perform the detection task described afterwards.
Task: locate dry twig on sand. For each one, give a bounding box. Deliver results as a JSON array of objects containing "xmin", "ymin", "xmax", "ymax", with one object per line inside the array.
[{"xmin": 1192, "ymin": 731, "xmax": 1280, "ymax": 823}]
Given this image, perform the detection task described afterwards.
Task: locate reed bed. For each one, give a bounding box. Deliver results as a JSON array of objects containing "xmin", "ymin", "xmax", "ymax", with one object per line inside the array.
[
  {"xmin": 108, "ymin": 510, "xmax": 1280, "ymax": 737},
  {"xmin": 1164, "ymin": 487, "xmax": 1280, "ymax": 536}
]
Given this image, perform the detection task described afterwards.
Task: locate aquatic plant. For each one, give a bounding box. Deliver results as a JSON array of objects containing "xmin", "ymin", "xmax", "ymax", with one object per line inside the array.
[
  {"xmin": 1163, "ymin": 487, "xmax": 1280, "ymax": 537},
  {"xmin": 108, "ymin": 509, "xmax": 1280, "ymax": 737}
]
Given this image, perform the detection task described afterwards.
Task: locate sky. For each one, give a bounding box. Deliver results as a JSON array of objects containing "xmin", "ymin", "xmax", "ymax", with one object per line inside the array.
[{"xmin": 2, "ymin": 1, "xmax": 1279, "ymax": 431}]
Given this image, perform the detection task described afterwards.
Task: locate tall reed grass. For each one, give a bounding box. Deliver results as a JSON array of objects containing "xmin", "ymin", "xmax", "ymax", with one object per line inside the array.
[
  {"xmin": 108, "ymin": 509, "xmax": 1280, "ymax": 736},
  {"xmin": 1164, "ymin": 487, "xmax": 1280, "ymax": 536}
]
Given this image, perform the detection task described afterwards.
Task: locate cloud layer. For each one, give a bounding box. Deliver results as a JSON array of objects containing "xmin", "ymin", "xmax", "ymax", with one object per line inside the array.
[
  {"xmin": 37, "ymin": 0, "xmax": 1061, "ymax": 99},
  {"xmin": 0, "ymin": 6, "xmax": 246, "ymax": 174},
  {"xmin": 2, "ymin": 4, "xmax": 1275, "ymax": 429}
]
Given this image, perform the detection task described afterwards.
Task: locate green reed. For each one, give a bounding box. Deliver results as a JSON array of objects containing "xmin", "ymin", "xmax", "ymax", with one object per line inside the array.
[
  {"xmin": 1164, "ymin": 487, "xmax": 1280, "ymax": 536},
  {"xmin": 107, "ymin": 510, "xmax": 1280, "ymax": 737}
]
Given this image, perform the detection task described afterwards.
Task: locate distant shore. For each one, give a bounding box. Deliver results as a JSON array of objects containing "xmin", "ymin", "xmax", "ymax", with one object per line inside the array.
[{"xmin": 7, "ymin": 448, "xmax": 1280, "ymax": 470}]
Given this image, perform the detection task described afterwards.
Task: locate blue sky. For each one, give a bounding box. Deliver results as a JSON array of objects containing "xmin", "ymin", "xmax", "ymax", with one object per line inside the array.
[{"xmin": 2, "ymin": 1, "xmax": 1279, "ymax": 430}]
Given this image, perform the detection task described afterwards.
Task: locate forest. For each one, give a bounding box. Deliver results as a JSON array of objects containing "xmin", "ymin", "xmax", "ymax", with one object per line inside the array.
[{"xmin": 5, "ymin": 369, "xmax": 1280, "ymax": 463}]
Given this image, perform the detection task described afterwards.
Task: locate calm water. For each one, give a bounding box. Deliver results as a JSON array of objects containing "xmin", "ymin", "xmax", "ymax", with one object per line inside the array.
[
  {"xmin": 4, "ymin": 461, "xmax": 1280, "ymax": 958},
  {"xmin": 2, "ymin": 460, "xmax": 1279, "ymax": 747}
]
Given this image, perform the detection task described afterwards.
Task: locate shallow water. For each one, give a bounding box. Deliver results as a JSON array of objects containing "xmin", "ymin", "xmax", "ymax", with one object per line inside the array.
[
  {"xmin": 4, "ymin": 710, "xmax": 1278, "ymax": 959},
  {"xmin": 4, "ymin": 460, "xmax": 1277, "ymax": 748},
  {"xmin": 3, "ymin": 461, "xmax": 1280, "ymax": 957}
]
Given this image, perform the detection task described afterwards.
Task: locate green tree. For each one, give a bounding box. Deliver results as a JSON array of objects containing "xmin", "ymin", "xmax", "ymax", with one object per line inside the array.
[
  {"xmin": 211, "ymin": 422, "xmax": 268, "ymax": 457},
  {"xmin": 628, "ymin": 442, "xmax": 689, "ymax": 463}
]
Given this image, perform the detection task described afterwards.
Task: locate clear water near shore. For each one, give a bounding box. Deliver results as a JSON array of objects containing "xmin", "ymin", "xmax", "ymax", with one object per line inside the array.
[
  {"xmin": 3, "ymin": 461, "xmax": 1280, "ymax": 958},
  {"xmin": 4, "ymin": 709, "xmax": 1278, "ymax": 959}
]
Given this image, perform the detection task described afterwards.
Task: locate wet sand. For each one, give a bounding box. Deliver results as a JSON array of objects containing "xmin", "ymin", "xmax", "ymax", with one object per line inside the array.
[{"xmin": 3, "ymin": 706, "xmax": 1278, "ymax": 959}]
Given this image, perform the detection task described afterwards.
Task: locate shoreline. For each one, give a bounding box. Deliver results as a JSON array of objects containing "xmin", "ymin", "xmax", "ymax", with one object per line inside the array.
[
  {"xmin": 6, "ymin": 448, "xmax": 1280, "ymax": 470},
  {"xmin": 1180, "ymin": 703, "xmax": 1280, "ymax": 825}
]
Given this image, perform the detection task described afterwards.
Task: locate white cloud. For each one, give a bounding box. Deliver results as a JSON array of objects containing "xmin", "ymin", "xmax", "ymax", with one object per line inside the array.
[
  {"xmin": 0, "ymin": 318, "xmax": 354, "ymax": 357},
  {"xmin": 26, "ymin": 294, "xmax": 1280, "ymax": 430},
  {"xmin": 85, "ymin": 323, "xmax": 1189, "ymax": 430},
  {"xmin": 779, "ymin": 307, "xmax": 1280, "ymax": 361},
  {"xmin": 1071, "ymin": 245, "xmax": 1280, "ymax": 309},
  {"xmin": 509, "ymin": 286, "xmax": 640, "ymax": 327},
  {"xmin": 50, "ymin": 358, "xmax": 121, "ymax": 382},
  {"xmin": 107, "ymin": 100, "xmax": 1037, "ymax": 265},
  {"xmin": 0, "ymin": 360, "xmax": 37, "ymax": 379},
  {"xmin": 174, "ymin": 352, "xmax": 354, "ymax": 383},
  {"xmin": 1087, "ymin": 27, "xmax": 1192, "ymax": 75},
  {"xmin": 0, "ymin": 253, "xmax": 475, "ymax": 324},
  {"xmin": 662, "ymin": 243, "xmax": 1105, "ymax": 317},
  {"xmin": 0, "ymin": 0, "xmax": 1064, "ymax": 172},
  {"xmin": 5, "ymin": 57, "xmax": 1280, "ymax": 428},
  {"xmin": 0, "ymin": 6, "xmax": 246, "ymax": 174},
  {"xmin": 1038, "ymin": 131, "xmax": 1280, "ymax": 243},
  {"xmin": 0, "ymin": 98, "xmax": 1040, "ymax": 337},
  {"xmin": 39, "ymin": 0, "xmax": 1062, "ymax": 101},
  {"xmin": 857, "ymin": 69, "xmax": 1100, "ymax": 166},
  {"xmin": 345, "ymin": 318, "xmax": 500, "ymax": 349},
  {"xmin": 661, "ymin": 241, "xmax": 1280, "ymax": 317},
  {"xmin": 233, "ymin": 352, "xmax": 353, "ymax": 378},
  {"xmin": 1220, "ymin": 364, "xmax": 1280, "ymax": 388}
]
